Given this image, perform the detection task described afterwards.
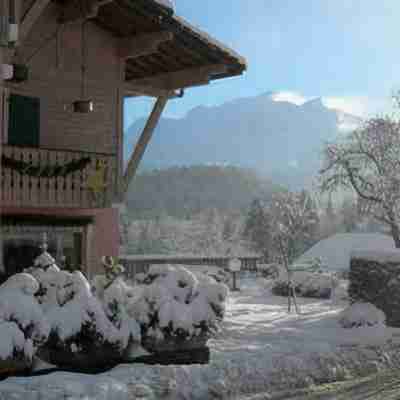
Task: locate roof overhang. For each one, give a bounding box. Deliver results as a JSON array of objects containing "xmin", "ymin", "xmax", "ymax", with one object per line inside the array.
[{"xmin": 55, "ymin": 0, "xmax": 247, "ymax": 93}]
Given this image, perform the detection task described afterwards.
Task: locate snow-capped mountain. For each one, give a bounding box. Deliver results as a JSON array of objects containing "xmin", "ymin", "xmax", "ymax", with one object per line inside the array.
[{"xmin": 124, "ymin": 92, "xmax": 363, "ymax": 189}]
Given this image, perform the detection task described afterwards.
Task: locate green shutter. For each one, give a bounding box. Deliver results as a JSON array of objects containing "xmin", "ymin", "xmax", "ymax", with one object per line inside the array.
[{"xmin": 8, "ymin": 94, "xmax": 40, "ymax": 147}]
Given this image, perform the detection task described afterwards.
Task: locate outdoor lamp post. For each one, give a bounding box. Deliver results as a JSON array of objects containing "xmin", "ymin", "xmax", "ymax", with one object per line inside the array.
[{"xmin": 229, "ymin": 258, "xmax": 241, "ymax": 291}]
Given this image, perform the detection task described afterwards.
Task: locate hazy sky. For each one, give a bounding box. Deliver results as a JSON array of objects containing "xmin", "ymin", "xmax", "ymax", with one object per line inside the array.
[{"xmin": 124, "ymin": 0, "xmax": 399, "ymax": 128}]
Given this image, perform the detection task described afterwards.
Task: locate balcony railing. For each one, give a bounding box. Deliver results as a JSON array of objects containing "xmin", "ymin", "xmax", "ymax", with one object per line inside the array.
[{"xmin": 1, "ymin": 145, "xmax": 116, "ymax": 208}]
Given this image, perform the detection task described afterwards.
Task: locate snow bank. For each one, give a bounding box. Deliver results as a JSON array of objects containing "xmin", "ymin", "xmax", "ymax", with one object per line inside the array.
[{"xmin": 339, "ymin": 302, "xmax": 386, "ymax": 328}]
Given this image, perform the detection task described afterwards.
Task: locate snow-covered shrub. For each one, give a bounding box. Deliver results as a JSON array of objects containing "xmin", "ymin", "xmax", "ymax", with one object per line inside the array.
[
  {"xmin": 272, "ymin": 271, "xmax": 337, "ymax": 299},
  {"xmin": 127, "ymin": 265, "xmax": 229, "ymax": 352},
  {"xmin": 44, "ymin": 270, "xmax": 140, "ymax": 369},
  {"xmin": 0, "ymin": 274, "xmax": 50, "ymax": 369},
  {"xmin": 339, "ymin": 302, "xmax": 386, "ymax": 328},
  {"xmin": 257, "ymin": 263, "xmax": 281, "ymax": 279}
]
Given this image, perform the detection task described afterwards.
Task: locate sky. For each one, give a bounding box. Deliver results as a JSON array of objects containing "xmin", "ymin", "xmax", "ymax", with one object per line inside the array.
[{"xmin": 124, "ymin": 0, "xmax": 400, "ymax": 129}]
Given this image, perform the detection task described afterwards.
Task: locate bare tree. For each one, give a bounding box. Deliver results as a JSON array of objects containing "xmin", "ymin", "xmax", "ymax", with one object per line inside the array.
[
  {"xmin": 268, "ymin": 191, "xmax": 319, "ymax": 313},
  {"xmin": 320, "ymin": 116, "xmax": 400, "ymax": 247}
]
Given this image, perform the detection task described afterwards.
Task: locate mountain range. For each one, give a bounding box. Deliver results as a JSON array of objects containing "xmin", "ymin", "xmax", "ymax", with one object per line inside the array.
[{"xmin": 124, "ymin": 92, "xmax": 362, "ymax": 189}]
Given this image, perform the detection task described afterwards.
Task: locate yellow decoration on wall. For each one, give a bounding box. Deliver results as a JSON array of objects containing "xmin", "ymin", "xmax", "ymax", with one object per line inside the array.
[{"xmin": 85, "ymin": 160, "xmax": 108, "ymax": 204}]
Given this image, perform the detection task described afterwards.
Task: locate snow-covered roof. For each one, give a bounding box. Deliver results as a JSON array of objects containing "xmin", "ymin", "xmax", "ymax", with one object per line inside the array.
[
  {"xmin": 296, "ymin": 233, "xmax": 395, "ymax": 271},
  {"xmin": 153, "ymin": 0, "xmax": 175, "ymax": 11}
]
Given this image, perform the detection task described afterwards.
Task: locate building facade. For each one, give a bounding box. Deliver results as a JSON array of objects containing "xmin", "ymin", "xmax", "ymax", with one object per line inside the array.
[{"xmin": 0, "ymin": 0, "xmax": 246, "ymax": 278}]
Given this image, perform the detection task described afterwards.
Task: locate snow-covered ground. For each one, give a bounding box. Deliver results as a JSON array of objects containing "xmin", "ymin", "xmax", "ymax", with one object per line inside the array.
[{"xmin": 2, "ymin": 277, "xmax": 400, "ymax": 400}]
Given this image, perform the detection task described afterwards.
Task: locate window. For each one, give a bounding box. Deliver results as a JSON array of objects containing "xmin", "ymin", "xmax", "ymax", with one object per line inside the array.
[{"xmin": 8, "ymin": 93, "xmax": 40, "ymax": 147}]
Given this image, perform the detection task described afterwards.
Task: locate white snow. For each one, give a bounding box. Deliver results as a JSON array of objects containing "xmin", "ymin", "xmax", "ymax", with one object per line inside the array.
[
  {"xmin": 153, "ymin": 0, "xmax": 175, "ymax": 10},
  {"xmin": 47, "ymin": 271, "xmax": 140, "ymax": 348},
  {"xmin": 2, "ymin": 277, "xmax": 400, "ymax": 399},
  {"xmin": 128, "ymin": 265, "xmax": 228, "ymax": 338},
  {"xmin": 0, "ymin": 321, "xmax": 25, "ymax": 360},
  {"xmin": 296, "ymin": 233, "xmax": 395, "ymax": 271},
  {"xmin": 0, "ymin": 274, "xmax": 50, "ymax": 360}
]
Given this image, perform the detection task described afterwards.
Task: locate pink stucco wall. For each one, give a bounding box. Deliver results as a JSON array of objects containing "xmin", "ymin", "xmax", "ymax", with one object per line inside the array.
[{"xmin": 1, "ymin": 206, "xmax": 119, "ymax": 275}]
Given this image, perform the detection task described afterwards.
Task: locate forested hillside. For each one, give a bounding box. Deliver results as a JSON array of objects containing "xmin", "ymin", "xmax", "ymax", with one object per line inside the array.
[{"xmin": 126, "ymin": 165, "xmax": 283, "ymax": 218}]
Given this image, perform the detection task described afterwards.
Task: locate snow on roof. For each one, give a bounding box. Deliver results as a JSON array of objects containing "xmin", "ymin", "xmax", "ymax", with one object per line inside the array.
[
  {"xmin": 153, "ymin": 0, "xmax": 175, "ymax": 10},
  {"xmin": 296, "ymin": 233, "xmax": 395, "ymax": 271}
]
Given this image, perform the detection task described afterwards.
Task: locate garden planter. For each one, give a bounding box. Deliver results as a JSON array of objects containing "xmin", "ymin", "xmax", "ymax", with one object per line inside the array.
[
  {"xmin": 40, "ymin": 332, "xmax": 124, "ymax": 372},
  {"xmin": 138, "ymin": 331, "xmax": 210, "ymax": 365},
  {"xmin": 138, "ymin": 332, "xmax": 210, "ymax": 365},
  {"xmin": 0, "ymin": 355, "xmax": 31, "ymax": 377}
]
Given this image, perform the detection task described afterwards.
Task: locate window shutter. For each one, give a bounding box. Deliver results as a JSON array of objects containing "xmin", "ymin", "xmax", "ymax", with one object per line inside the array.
[{"xmin": 8, "ymin": 93, "xmax": 40, "ymax": 147}]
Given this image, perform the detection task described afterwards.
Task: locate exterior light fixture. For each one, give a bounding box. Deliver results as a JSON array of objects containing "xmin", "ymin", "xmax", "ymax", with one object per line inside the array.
[{"xmin": 73, "ymin": 19, "xmax": 93, "ymax": 113}]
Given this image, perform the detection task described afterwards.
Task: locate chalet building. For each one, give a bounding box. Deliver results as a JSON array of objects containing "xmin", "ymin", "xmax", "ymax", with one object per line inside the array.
[{"xmin": 0, "ymin": 0, "xmax": 246, "ymax": 278}]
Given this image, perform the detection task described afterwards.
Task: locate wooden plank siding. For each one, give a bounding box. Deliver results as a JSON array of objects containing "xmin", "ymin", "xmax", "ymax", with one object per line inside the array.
[{"xmin": 2, "ymin": 2, "xmax": 123, "ymax": 207}]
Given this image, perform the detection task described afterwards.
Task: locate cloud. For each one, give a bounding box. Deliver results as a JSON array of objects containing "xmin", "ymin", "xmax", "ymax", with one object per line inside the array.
[
  {"xmin": 322, "ymin": 96, "xmax": 393, "ymax": 118},
  {"xmin": 270, "ymin": 91, "xmax": 394, "ymax": 118}
]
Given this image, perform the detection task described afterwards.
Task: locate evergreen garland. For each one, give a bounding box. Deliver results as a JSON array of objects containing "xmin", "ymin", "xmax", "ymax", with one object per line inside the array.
[{"xmin": 1, "ymin": 154, "xmax": 91, "ymax": 178}]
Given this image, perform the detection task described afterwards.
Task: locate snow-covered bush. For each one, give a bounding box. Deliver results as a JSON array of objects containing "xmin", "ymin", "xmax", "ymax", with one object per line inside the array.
[
  {"xmin": 339, "ymin": 302, "xmax": 386, "ymax": 328},
  {"xmin": 44, "ymin": 270, "xmax": 140, "ymax": 369},
  {"xmin": 257, "ymin": 263, "xmax": 281, "ymax": 279},
  {"xmin": 127, "ymin": 265, "xmax": 229, "ymax": 352},
  {"xmin": 0, "ymin": 274, "xmax": 50, "ymax": 369},
  {"xmin": 25, "ymin": 252, "xmax": 140, "ymax": 369},
  {"xmin": 272, "ymin": 271, "xmax": 337, "ymax": 299}
]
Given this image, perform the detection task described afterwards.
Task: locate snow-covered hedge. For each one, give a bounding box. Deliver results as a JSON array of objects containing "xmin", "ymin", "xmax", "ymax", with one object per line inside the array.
[
  {"xmin": 339, "ymin": 302, "xmax": 386, "ymax": 328},
  {"xmin": 272, "ymin": 271, "xmax": 337, "ymax": 299},
  {"xmin": 349, "ymin": 252, "xmax": 400, "ymax": 327},
  {"xmin": 0, "ymin": 274, "xmax": 50, "ymax": 371},
  {"xmin": 24, "ymin": 251, "xmax": 141, "ymax": 370},
  {"xmin": 36, "ymin": 269, "xmax": 140, "ymax": 369},
  {"xmin": 257, "ymin": 263, "xmax": 281, "ymax": 279},
  {"xmin": 127, "ymin": 265, "xmax": 229, "ymax": 352}
]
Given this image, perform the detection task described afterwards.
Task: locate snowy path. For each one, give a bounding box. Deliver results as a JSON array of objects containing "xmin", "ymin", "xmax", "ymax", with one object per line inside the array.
[{"xmin": 2, "ymin": 278, "xmax": 400, "ymax": 399}]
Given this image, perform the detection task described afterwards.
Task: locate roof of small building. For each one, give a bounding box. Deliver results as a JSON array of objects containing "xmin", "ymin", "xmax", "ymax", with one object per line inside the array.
[{"xmin": 93, "ymin": 0, "xmax": 247, "ymax": 84}]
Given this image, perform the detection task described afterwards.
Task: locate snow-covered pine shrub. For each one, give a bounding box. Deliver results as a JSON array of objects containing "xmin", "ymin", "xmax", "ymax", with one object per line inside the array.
[
  {"xmin": 92, "ymin": 257, "xmax": 141, "ymax": 356},
  {"xmin": 339, "ymin": 302, "xmax": 386, "ymax": 328},
  {"xmin": 43, "ymin": 270, "xmax": 140, "ymax": 369},
  {"xmin": 272, "ymin": 271, "xmax": 337, "ymax": 299},
  {"xmin": 0, "ymin": 273, "xmax": 50, "ymax": 371},
  {"xmin": 127, "ymin": 264, "xmax": 229, "ymax": 353}
]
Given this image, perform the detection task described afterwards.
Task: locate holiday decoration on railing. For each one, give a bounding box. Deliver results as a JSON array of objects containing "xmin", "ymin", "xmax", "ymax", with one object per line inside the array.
[
  {"xmin": 85, "ymin": 159, "xmax": 108, "ymax": 194},
  {"xmin": 1, "ymin": 154, "xmax": 91, "ymax": 178}
]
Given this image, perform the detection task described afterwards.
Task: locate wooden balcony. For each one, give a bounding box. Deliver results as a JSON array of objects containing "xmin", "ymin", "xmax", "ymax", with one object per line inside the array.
[{"xmin": 1, "ymin": 145, "xmax": 116, "ymax": 209}]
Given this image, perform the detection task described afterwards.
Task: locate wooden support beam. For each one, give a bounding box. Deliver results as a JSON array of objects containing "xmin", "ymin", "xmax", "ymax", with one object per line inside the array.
[
  {"xmin": 121, "ymin": 96, "xmax": 169, "ymax": 199},
  {"xmin": 127, "ymin": 63, "xmax": 228, "ymax": 91},
  {"xmin": 123, "ymin": 82, "xmax": 172, "ymax": 98},
  {"xmin": 58, "ymin": 0, "xmax": 113, "ymax": 24},
  {"xmin": 118, "ymin": 31, "xmax": 173, "ymax": 59},
  {"xmin": 19, "ymin": 0, "xmax": 52, "ymax": 42}
]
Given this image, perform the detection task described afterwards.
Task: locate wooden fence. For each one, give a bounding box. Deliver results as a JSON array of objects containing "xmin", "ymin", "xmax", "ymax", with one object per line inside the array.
[{"xmin": 119, "ymin": 254, "xmax": 260, "ymax": 279}]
